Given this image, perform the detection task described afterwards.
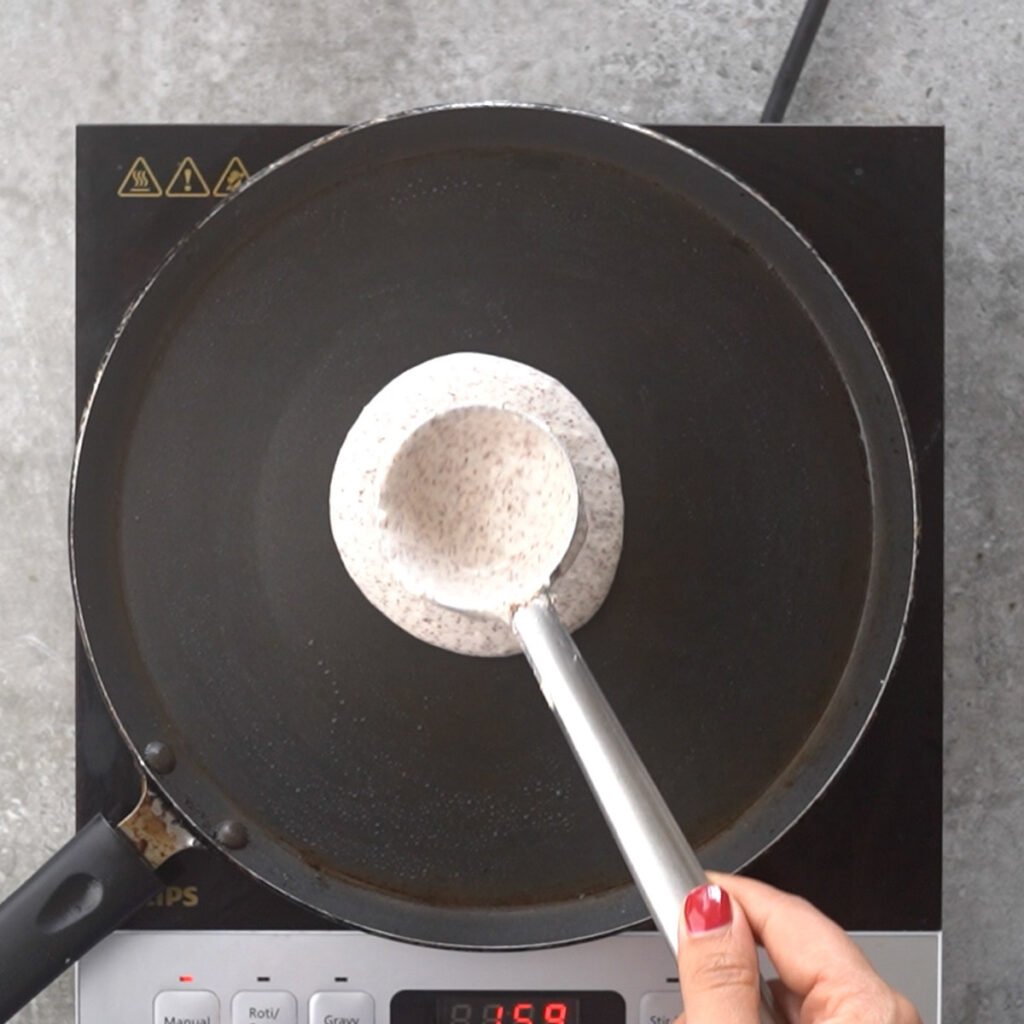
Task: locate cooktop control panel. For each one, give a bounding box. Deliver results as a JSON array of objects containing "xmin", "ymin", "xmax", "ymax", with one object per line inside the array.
[{"xmin": 77, "ymin": 930, "xmax": 940, "ymax": 1024}]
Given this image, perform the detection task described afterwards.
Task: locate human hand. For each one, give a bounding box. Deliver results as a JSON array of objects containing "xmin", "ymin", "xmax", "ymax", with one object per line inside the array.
[{"xmin": 676, "ymin": 872, "xmax": 921, "ymax": 1023}]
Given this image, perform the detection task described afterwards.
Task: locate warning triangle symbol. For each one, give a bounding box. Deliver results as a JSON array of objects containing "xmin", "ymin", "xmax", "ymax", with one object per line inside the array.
[
  {"xmin": 212, "ymin": 156, "xmax": 250, "ymax": 197},
  {"xmin": 165, "ymin": 157, "xmax": 210, "ymax": 198},
  {"xmin": 117, "ymin": 157, "xmax": 162, "ymax": 198}
]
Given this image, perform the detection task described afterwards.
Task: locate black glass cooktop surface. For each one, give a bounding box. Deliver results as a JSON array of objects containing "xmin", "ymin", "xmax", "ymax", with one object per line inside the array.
[{"xmin": 75, "ymin": 123, "xmax": 943, "ymax": 932}]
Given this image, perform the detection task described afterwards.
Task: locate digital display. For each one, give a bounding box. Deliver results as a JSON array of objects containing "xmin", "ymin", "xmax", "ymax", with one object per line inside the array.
[
  {"xmin": 438, "ymin": 997, "xmax": 580, "ymax": 1024},
  {"xmin": 390, "ymin": 989, "xmax": 622, "ymax": 1024}
]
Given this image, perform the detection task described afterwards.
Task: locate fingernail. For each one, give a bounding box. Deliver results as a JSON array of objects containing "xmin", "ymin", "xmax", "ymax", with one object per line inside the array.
[{"xmin": 684, "ymin": 883, "xmax": 733, "ymax": 934}]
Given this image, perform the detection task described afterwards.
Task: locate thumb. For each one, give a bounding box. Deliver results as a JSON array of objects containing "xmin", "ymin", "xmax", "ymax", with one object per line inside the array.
[{"xmin": 677, "ymin": 883, "xmax": 761, "ymax": 1024}]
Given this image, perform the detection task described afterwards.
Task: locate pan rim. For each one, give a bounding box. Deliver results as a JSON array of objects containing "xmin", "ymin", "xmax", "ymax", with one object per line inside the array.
[{"xmin": 69, "ymin": 102, "xmax": 918, "ymax": 949}]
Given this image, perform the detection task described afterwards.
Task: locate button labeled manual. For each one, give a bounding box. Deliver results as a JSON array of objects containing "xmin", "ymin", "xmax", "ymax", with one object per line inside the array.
[
  {"xmin": 233, "ymin": 990, "xmax": 297, "ymax": 1024},
  {"xmin": 155, "ymin": 989, "xmax": 220, "ymax": 1024},
  {"xmin": 309, "ymin": 991, "xmax": 374, "ymax": 1024}
]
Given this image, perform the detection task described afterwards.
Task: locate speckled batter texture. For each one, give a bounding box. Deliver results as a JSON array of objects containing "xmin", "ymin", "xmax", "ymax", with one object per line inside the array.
[
  {"xmin": 379, "ymin": 406, "xmax": 581, "ymax": 617},
  {"xmin": 330, "ymin": 353, "xmax": 625, "ymax": 656}
]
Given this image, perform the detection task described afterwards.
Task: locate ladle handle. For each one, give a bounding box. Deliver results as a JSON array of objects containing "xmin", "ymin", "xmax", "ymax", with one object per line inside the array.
[{"xmin": 512, "ymin": 596, "xmax": 786, "ymax": 1024}]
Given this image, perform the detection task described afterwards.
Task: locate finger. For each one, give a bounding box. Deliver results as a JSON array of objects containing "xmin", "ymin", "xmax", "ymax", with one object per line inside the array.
[
  {"xmin": 706, "ymin": 872, "xmax": 880, "ymax": 998},
  {"xmin": 677, "ymin": 883, "xmax": 760, "ymax": 1024},
  {"xmin": 768, "ymin": 978, "xmax": 802, "ymax": 1024}
]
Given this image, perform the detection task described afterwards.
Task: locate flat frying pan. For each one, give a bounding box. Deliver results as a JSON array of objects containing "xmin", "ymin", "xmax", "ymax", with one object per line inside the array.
[{"xmin": 0, "ymin": 104, "xmax": 916, "ymax": 1018}]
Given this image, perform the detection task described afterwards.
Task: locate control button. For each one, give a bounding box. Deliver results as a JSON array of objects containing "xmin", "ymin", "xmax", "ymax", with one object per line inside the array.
[
  {"xmin": 233, "ymin": 991, "xmax": 298, "ymax": 1024},
  {"xmin": 309, "ymin": 991, "xmax": 374, "ymax": 1024},
  {"xmin": 639, "ymin": 991, "xmax": 682, "ymax": 1024},
  {"xmin": 155, "ymin": 990, "xmax": 220, "ymax": 1024}
]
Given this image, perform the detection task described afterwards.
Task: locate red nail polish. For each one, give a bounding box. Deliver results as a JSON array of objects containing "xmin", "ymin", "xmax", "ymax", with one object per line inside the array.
[{"xmin": 684, "ymin": 884, "xmax": 733, "ymax": 933}]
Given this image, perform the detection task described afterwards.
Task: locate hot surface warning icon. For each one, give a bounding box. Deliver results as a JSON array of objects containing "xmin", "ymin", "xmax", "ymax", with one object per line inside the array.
[
  {"xmin": 165, "ymin": 157, "xmax": 210, "ymax": 197},
  {"xmin": 212, "ymin": 156, "xmax": 250, "ymax": 197},
  {"xmin": 117, "ymin": 157, "xmax": 162, "ymax": 198}
]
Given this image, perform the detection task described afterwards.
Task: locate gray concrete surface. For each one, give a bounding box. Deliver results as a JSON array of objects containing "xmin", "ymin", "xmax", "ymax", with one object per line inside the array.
[{"xmin": 0, "ymin": 0, "xmax": 1020, "ymax": 1020}]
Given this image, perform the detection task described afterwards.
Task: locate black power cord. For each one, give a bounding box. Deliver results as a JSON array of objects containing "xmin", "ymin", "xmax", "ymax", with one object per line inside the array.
[{"xmin": 761, "ymin": 0, "xmax": 833, "ymax": 123}]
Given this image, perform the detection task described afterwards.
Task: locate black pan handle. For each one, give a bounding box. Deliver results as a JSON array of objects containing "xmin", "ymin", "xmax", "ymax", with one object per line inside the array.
[{"xmin": 0, "ymin": 813, "xmax": 163, "ymax": 1021}]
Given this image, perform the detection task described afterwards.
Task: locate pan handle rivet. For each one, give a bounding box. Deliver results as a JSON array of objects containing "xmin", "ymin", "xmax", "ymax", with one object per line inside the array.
[
  {"xmin": 143, "ymin": 740, "xmax": 176, "ymax": 775},
  {"xmin": 215, "ymin": 820, "xmax": 249, "ymax": 849}
]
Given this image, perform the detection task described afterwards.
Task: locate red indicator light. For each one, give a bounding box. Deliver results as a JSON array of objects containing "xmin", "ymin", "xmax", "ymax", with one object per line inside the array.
[{"xmin": 179, "ymin": 975, "xmax": 194, "ymax": 983}]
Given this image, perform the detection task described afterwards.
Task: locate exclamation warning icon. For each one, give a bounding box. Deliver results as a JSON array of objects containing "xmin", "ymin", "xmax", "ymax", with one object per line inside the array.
[
  {"xmin": 117, "ymin": 157, "xmax": 162, "ymax": 198},
  {"xmin": 165, "ymin": 157, "xmax": 210, "ymax": 198}
]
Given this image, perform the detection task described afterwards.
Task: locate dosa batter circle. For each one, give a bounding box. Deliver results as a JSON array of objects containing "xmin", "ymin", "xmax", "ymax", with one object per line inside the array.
[{"xmin": 329, "ymin": 352, "xmax": 625, "ymax": 656}]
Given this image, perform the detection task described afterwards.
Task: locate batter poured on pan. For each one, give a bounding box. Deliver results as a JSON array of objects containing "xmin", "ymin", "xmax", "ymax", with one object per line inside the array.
[{"xmin": 329, "ymin": 352, "xmax": 625, "ymax": 656}]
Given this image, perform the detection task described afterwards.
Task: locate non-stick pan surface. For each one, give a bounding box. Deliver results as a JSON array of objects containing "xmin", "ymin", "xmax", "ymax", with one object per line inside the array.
[{"xmin": 70, "ymin": 105, "xmax": 915, "ymax": 947}]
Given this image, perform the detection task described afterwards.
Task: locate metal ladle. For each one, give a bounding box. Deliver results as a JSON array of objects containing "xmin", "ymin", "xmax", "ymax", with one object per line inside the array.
[{"xmin": 377, "ymin": 404, "xmax": 784, "ymax": 1024}]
